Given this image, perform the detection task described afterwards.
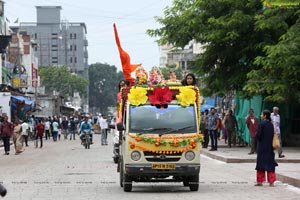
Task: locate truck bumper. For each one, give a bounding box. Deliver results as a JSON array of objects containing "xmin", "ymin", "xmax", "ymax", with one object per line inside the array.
[{"xmin": 125, "ymin": 163, "xmax": 200, "ymax": 176}]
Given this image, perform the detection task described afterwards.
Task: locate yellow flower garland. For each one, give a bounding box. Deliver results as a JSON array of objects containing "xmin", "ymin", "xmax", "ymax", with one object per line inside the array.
[
  {"xmin": 176, "ymin": 87, "xmax": 196, "ymax": 107},
  {"xmin": 128, "ymin": 87, "xmax": 148, "ymax": 106}
]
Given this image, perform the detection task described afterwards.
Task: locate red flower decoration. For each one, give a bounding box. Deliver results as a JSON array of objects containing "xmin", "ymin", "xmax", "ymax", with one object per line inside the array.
[{"xmin": 148, "ymin": 87, "xmax": 173, "ymax": 105}]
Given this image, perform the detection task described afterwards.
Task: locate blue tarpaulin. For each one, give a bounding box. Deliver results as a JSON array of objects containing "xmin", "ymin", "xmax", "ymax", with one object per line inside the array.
[
  {"xmin": 200, "ymin": 104, "xmax": 213, "ymax": 112},
  {"xmin": 11, "ymin": 96, "xmax": 35, "ymax": 121}
]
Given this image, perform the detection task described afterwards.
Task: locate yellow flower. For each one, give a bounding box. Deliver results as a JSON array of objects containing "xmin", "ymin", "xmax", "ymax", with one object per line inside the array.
[
  {"xmin": 128, "ymin": 87, "xmax": 148, "ymax": 106},
  {"xmin": 176, "ymin": 87, "xmax": 196, "ymax": 107}
]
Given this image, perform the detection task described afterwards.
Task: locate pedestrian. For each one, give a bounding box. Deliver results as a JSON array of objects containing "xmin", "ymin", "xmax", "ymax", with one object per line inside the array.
[
  {"xmin": 44, "ymin": 118, "xmax": 51, "ymax": 140},
  {"xmin": 207, "ymin": 107, "xmax": 219, "ymax": 151},
  {"xmin": 99, "ymin": 114, "xmax": 108, "ymax": 145},
  {"xmin": 225, "ymin": 110, "xmax": 239, "ymax": 148},
  {"xmin": 246, "ymin": 108, "xmax": 259, "ymax": 155},
  {"xmin": 52, "ymin": 119, "xmax": 59, "ymax": 142},
  {"xmin": 0, "ymin": 116, "xmax": 14, "ymax": 155},
  {"xmin": 12, "ymin": 119, "xmax": 25, "ymax": 155},
  {"xmin": 21, "ymin": 119, "xmax": 29, "ymax": 147},
  {"xmin": 181, "ymin": 73, "xmax": 197, "ymax": 86},
  {"xmin": 255, "ymin": 109, "xmax": 278, "ymax": 186},
  {"xmin": 200, "ymin": 109, "xmax": 209, "ymax": 148},
  {"xmin": 36, "ymin": 119, "xmax": 45, "ymax": 148},
  {"xmin": 221, "ymin": 112, "xmax": 228, "ymax": 144},
  {"xmin": 271, "ymin": 107, "xmax": 285, "ymax": 158},
  {"xmin": 61, "ymin": 117, "xmax": 69, "ymax": 140},
  {"xmin": 69, "ymin": 117, "xmax": 76, "ymax": 140}
]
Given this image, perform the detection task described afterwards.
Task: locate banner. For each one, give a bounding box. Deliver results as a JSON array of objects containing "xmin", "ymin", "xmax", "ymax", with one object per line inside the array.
[{"xmin": 263, "ymin": 0, "xmax": 300, "ymax": 8}]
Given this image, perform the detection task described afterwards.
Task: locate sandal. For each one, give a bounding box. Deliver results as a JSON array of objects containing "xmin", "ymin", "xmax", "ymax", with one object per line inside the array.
[{"xmin": 254, "ymin": 183, "xmax": 263, "ymax": 186}]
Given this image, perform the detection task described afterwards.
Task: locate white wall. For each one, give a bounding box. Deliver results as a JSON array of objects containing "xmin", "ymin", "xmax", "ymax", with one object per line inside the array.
[{"xmin": 0, "ymin": 92, "xmax": 11, "ymax": 121}]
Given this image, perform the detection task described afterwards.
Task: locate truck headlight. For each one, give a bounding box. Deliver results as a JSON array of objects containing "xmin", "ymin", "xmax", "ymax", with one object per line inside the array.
[
  {"xmin": 185, "ymin": 151, "xmax": 195, "ymax": 161},
  {"xmin": 131, "ymin": 151, "xmax": 141, "ymax": 161}
]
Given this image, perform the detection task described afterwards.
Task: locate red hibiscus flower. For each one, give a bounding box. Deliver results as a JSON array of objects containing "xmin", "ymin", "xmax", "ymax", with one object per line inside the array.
[{"xmin": 148, "ymin": 87, "xmax": 173, "ymax": 105}]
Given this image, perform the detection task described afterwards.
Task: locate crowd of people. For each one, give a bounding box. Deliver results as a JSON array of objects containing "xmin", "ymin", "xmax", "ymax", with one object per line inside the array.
[{"xmin": 0, "ymin": 113, "xmax": 115, "ymax": 155}]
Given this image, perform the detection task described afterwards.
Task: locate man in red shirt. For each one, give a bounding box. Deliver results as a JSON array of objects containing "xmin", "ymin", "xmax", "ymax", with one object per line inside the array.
[
  {"xmin": 0, "ymin": 116, "xmax": 14, "ymax": 155},
  {"xmin": 246, "ymin": 108, "xmax": 259, "ymax": 154},
  {"xmin": 36, "ymin": 119, "xmax": 45, "ymax": 148}
]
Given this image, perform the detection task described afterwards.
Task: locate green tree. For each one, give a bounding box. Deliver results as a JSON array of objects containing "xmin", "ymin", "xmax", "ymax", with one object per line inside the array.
[
  {"xmin": 244, "ymin": 9, "xmax": 300, "ymax": 103},
  {"xmin": 148, "ymin": 0, "xmax": 264, "ymax": 97},
  {"xmin": 39, "ymin": 66, "xmax": 88, "ymax": 97},
  {"xmin": 89, "ymin": 63, "xmax": 122, "ymax": 114}
]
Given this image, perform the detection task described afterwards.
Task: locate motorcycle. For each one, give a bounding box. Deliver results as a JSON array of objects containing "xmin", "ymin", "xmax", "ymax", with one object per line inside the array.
[
  {"xmin": 112, "ymin": 131, "xmax": 120, "ymax": 163},
  {"xmin": 81, "ymin": 130, "xmax": 92, "ymax": 149}
]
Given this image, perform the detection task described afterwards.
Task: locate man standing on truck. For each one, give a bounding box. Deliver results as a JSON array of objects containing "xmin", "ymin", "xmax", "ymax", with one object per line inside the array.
[{"xmin": 207, "ymin": 107, "xmax": 219, "ymax": 151}]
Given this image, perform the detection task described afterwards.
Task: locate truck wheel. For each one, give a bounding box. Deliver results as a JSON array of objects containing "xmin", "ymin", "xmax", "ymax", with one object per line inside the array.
[
  {"xmin": 123, "ymin": 174, "xmax": 132, "ymax": 192},
  {"xmin": 189, "ymin": 175, "xmax": 199, "ymax": 191},
  {"xmin": 119, "ymin": 161, "xmax": 123, "ymax": 187}
]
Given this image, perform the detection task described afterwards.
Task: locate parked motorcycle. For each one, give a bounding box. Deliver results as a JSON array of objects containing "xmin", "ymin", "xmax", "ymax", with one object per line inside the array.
[
  {"xmin": 113, "ymin": 131, "xmax": 120, "ymax": 163},
  {"xmin": 81, "ymin": 130, "xmax": 92, "ymax": 149}
]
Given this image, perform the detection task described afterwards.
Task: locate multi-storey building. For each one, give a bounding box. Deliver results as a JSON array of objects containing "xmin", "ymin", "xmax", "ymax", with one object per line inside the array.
[{"xmin": 19, "ymin": 6, "xmax": 88, "ymax": 80}]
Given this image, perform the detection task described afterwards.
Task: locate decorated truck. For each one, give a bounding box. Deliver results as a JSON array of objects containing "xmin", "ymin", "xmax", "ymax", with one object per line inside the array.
[{"xmin": 116, "ymin": 81, "xmax": 202, "ymax": 192}]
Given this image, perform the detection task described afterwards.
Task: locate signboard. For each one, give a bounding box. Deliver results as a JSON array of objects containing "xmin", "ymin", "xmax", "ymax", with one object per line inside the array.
[
  {"xmin": 12, "ymin": 74, "xmax": 28, "ymax": 88},
  {"xmin": 264, "ymin": 0, "xmax": 300, "ymax": 8}
]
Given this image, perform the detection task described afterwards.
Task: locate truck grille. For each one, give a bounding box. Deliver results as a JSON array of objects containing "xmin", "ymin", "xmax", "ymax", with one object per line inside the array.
[{"xmin": 143, "ymin": 151, "xmax": 182, "ymax": 162}]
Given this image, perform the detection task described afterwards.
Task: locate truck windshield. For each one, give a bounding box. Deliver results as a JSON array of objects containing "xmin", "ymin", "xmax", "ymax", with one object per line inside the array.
[{"xmin": 129, "ymin": 104, "xmax": 197, "ymax": 134}]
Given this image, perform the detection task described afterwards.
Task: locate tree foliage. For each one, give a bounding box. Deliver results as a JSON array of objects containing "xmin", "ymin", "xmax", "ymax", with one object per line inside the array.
[
  {"xmin": 89, "ymin": 63, "xmax": 123, "ymax": 114},
  {"xmin": 243, "ymin": 8, "xmax": 300, "ymax": 103},
  {"xmin": 39, "ymin": 66, "xmax": 88, "ymax": 97},
  {"xmin": 148, "ymin": 0, "xmax": 300, "ymax": 102}
]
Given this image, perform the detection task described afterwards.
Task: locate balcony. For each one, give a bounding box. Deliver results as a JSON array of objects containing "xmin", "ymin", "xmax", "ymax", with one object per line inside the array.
[{"xmin": 84, "ymin": 39, "xmax": 88, "ymax": 46}]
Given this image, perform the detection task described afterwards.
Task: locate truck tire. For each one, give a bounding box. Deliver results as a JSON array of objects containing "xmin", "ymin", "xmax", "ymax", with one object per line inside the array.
[
  {"xmin": 120, "ymin": 161, "xmax": 124, "ymax": 187},
  {"xmin": 123, "ymin": 174, "xmax": 132, "ymax": 192},
  {"xmin": 189, "ymin": 175, "xmax": 199, "ymax": 191}
]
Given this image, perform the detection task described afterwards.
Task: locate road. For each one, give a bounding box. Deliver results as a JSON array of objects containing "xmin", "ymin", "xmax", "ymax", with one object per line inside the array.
[{"xmin": 0, "ymin": 133, "xmax": 299, "ymax": 200}]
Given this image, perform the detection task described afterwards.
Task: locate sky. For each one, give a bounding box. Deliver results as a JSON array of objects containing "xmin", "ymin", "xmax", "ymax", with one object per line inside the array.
[{"xmin": 4, "ymin": 0, "xmax": 173, "ymax": 72}]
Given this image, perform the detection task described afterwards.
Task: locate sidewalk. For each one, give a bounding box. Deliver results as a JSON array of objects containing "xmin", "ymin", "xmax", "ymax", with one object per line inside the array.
[{"xmin": 201, "ymin": 140, "xmax": 300, "ymax": 188}]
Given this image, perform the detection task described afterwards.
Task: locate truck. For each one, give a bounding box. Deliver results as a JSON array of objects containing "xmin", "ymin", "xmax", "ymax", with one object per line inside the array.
[{"xmin": 116, "ymin": 84, "xmax": 202, "ymax": 192}]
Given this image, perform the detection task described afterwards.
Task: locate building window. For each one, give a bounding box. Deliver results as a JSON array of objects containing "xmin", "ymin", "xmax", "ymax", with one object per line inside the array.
[
  {"xmin": 52, "ymin": 57, "xmax": 58, "ymax": 59},
  {"xmin": 35, "ymin": 33, "xmax": 37, "ymax": 39},
  {"xmin": 70, "ymin": 57, "xmax": 73, "ymax": 63},
  {"xmin": 74, "ymin": 45, "xmax": 77, "ymax": 51},
  {"xmin": 70, "ymin": 45, "xmax": 72, "ymax": 51},
  {"xmin": 74, "ymin": 57, "xmax": 77, "ymax": 63},
  {"xmin": 70, "ymin": 33, "xmax": 73, "ymax": 39},
  {"xmin": 52, "ymin": 61, "xmax": 58, "ymax": 64},
  {"xmin": 51, "ymin": 45, "xmax": 58, "ymax": 48},
  {"xmin": 74, "ymin": 33, "xmax": 77, "ymax": 39}
]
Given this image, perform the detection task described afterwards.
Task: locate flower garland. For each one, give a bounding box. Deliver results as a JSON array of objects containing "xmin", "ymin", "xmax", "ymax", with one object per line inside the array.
[
  {"xmin": 176, "ymin": 87, "xmax": 196, "ymax": 107},
  {"xmin": 128, "ymin": 133, "xmax": 203, "ymax": 153},
  {"xmin": 127, "ymin": 87, "xmax": 148, "ymax": 106}
]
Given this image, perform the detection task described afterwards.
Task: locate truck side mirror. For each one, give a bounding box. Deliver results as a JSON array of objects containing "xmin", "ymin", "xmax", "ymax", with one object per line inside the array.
[{"xmin": 117, "ymin": 122, "xmax": 124, "ymax": 131}]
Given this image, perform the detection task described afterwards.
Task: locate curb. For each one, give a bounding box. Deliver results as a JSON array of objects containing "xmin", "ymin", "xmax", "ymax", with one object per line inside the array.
[{"xmin": 276, "ymin": 173, "xmax": 300, "ymax": 188}]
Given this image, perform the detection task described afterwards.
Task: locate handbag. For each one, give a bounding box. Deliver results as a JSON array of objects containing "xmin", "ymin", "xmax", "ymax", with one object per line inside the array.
[{"xmin": 272, "ymin": 133, "xmax": 280, "ymax": 150}]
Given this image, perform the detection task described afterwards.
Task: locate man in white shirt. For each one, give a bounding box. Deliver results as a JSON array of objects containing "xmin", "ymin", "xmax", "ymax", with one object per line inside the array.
[
  {"xmin": 44, "ymin": 118, "xmax": 51, "ymax": 140},
  {"xmin": 271, "ymin": 106, "xmax": 285, "ymax": 158},
  {"xmin": 99, "ymin": 114, "xmax": 108, "ymax": 145},
  {"xmin": 21, "ymin": 120, "xmax": 29, "ymax": 146}
]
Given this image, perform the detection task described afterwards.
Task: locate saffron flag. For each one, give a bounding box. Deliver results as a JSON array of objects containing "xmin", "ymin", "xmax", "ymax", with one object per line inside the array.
[{"xmin": 113, "ymin": 23, "xmax": 141, "ymax": 86}]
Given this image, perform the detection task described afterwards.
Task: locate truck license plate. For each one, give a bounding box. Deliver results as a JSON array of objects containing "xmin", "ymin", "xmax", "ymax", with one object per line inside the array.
[{"xmin": 152, "ymin": 163, "xmax": 176, "ymax": 170}]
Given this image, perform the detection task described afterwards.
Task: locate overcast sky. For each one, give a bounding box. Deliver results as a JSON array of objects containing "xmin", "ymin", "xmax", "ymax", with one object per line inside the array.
[{"xmin": 4, "ymin": 0, "xmax": 173, "ymax": 72}]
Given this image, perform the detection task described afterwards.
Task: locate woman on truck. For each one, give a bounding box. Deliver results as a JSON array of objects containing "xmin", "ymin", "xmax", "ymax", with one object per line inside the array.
[{"xmin": 181, "ymin": 73, "xmax": 197, "ymax": 86}]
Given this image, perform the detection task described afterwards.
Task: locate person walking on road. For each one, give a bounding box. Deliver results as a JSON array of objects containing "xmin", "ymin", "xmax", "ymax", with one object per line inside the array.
[
  {"xmin": 99, "ymin": 114, "xmax": 108, "ymax": 145},
  {"xmin": 225, "ymin": 110, "xmax": 239, "ymax": 148},
  {"xmin": 0, "ymin": 116, "xmax": 14, "ymax": 155},
  {"xmin": 246, "ymin": 108, "xmax": 259, "ymax": 154},
  {"xmin": 13, "ymin": 119, "xmax": 25, "ymax": 155},
  {"xmin": 69, "ymin": 117, "xmax": 76, "ymax": 140},
  {"xmin": 44, "ymin": 118, "xmax": 51, "ymax": 140},
  {"xmin": 52, "ymin": 119, "xmax": 59, "ymax": 142},
  {"xmin": 255, "ymin": 109, "xmax": 278, "ymax": 186},
  {"xmin": 200, "ymin": 109, "xmax": 209, "ymax": 148},
  {"xmin": 36, "ymin": 119, "xmax": 45, "ymax": 148},
  {"xmin": 207, "ymin": 107, "xmax": 219, "ymax": 151},
  {"xmin": 271, "ymin": 107, "xmax": 285, "ymax": 158},
  {"xmin": 61, "ymin": 117, "xmax": 69, "ymax": 140},
  {"xmin": 21, "ymin": 119, "xmax": 29, "ymax": 147}
]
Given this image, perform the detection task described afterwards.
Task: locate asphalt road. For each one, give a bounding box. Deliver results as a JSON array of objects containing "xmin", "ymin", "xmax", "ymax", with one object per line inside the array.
[{"xmin": 0, "ymin": 133, "xmax": 299, "ymax": 200}]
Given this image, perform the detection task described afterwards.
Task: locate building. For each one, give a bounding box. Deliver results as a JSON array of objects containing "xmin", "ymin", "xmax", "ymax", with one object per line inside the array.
[
  {"xmin": 159, "ymin": 40, "xmax": 204, "ymax": 72},
  {"xmin": 19, "ymin": 6, "xmax": 89, "ymax": 80}
]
